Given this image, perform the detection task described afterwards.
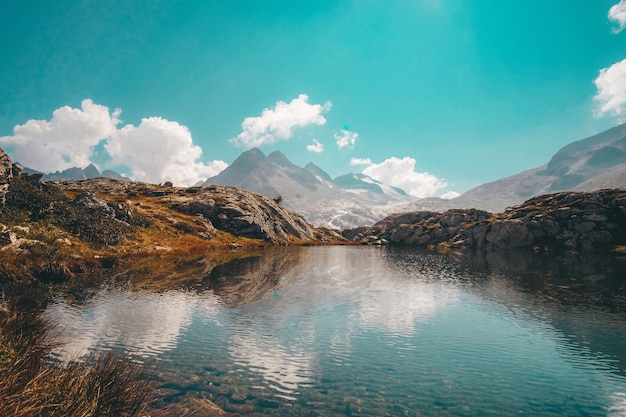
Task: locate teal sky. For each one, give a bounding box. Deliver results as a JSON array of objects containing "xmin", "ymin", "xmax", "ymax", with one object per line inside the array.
[{"xmin": 1, "ymin": 0, "xmax": 626, "ymax": 196}]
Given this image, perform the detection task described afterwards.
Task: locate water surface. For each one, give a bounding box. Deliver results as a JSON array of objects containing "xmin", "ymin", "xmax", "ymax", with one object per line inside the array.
[{"xmin": 45, "ymin": 246, "xmax": 626, "ymax": 416}]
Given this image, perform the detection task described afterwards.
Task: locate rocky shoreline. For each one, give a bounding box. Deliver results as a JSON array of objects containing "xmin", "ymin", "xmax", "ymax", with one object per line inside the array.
[{"xmin": 344, "ymin": 189, "xmax": 626, "ymax": 256}]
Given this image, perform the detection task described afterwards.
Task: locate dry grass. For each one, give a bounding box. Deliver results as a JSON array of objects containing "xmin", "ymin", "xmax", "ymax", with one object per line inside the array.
[{"xmin": 0, "ymin": 309, "xmax": 156, "ymax": 417}]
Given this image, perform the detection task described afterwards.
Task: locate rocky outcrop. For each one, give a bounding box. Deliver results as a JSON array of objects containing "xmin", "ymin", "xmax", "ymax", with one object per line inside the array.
[
  {"xmin": 53, "ymin": 178, "xmax": 343, "ymax": 245},
  {"xmin": 0, "ymin": 147, "xmax": 13, "ymax": 205},
  {"xmin": 344, "ymin": 189, "xmax": 626, "ymax": 255},
  {"xmin": 170, "ymin": 185, "xmax": 339, "ymax": 243}
]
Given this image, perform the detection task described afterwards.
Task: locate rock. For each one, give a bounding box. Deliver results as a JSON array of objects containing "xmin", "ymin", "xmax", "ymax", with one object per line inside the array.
[
  {"xmin": 11, "ymin": 163, "xmax": 23, "ymax": 178},
  {"xmin": 348, "ymin": 189, "xmax": 626, "ymax": 256},
  {"xmin": 223, "ymin": 401, "xmax": 255, "ymax": 413},
  {"xmin": 258, "ymin": 398, "xmax": 280, "ymax": 409},
  {"xmin": 154, "ymin": 395, "xmax": 225, "ymax": 417},
  {"xmin": 72, "ymin": 192, "xmax": 115, "ymax": 215},
  {"xmin": 0, "ymin": 147, "xmax": 13, "ymax": 205},
  {"xmin": 0, "ymin": 230, "xmax": 17, "ymax": 245},
  {"xmin": 485, "ymin": 221, "xmax": 533, "ymax": 249},
  {"xmin": 169, "ymin": 185, "xmax": 344, "ymax": 244}
]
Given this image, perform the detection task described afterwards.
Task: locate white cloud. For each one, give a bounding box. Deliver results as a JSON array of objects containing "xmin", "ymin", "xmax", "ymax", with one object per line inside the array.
[
  {"xmin": 306, "ymin": 138, "xmax": 324, "ymax": 153},
  {"xmin": 0, "ymin": 99, "xmax": 227, "ymax": 186},
  {"xmin": 361, "ymin": 156, "xmax": 447, "ymax": 198},
  {"xmin": 609, "ymin": 0, "xmax": 626, "ymax": 33},
  {"xmin": 440, "ymin": 190, "xmax": 461, "ymax": 200},
  {"xmin": 335, "ymin": 129, "xmax": 359, "ymax": 149},
  {"xmin": 230, "ymin": 94, "xmax": 331, "ymax": 148},
  {"xmin": 593, "ymin": 58, "xmax": 626, "ymax": 117},
  {"xmin": 106, "ymin": 117, "xmax": 227, "ymax": 186},
  {"xmin": 350, "ymin": 157, "xmax": 372, "ymax": 166},
  {"xmin": 0, "ymin": 99, "xmax": 119, "ymax": 172}
]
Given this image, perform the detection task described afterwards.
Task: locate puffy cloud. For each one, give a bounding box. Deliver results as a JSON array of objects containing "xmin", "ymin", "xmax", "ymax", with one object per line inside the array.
[
  {"xmin": 0, "ymin": 99, "xmax": 227, "ymax": 186},
  {"xmin": 593, "ymin": 58, "xmax": 626, "ymax": 117},
  {"xmin": 106, "ymin": 117, "xmax": 227, "ymax": 186},
  {"xmin": 230, "ymin": 94, "xmax": 331, "ymax": 148},
  {"xmin": 350, "ymin": 157, "xmax": 372, "ymax": 166},
  {"xmin": 0, "ymin": 99, "xmax": 119, "ymax": 172},
  {"xmin": 440, "ymin": 190, "xmax": 460, "ymax": 200},
  {"xmin": 335, "ymin": 129, "xmax": 359, "ymax": 149},
  {"xmin": 361, "ymin": 156, "xmax": 447, "ymax": 198},
  {"xmin": 609, "ymin": 0, "xmax": 626, "ymax": 33},
  {"xmin": 306, "ymin": 139, "xmax": 324, "ymax": 153}
]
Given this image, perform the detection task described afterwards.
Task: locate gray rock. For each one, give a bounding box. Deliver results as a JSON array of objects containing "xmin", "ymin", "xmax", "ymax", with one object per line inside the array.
[
  {"xmin": 71, "ymin": 192, "xmax": 115, "ymax": 215},
  {"xmin": 347, "ymin": 189, "xmax": 626, "ymax": 256}
]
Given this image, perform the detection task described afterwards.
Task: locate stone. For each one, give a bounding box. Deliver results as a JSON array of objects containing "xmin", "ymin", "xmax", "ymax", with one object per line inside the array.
[
  {"xmin": 71, "ymin": 192, "xmax": 115, "ymax": 215},
  {"xmin": 0, "ymin": 147, "xmax": 13, "ymax": 206},
  {"xmin": 0, "ymin": 230, "xmax": 17, "ymax": 245}
]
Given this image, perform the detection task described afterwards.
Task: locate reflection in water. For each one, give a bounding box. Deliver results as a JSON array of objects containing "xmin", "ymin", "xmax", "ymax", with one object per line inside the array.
[
  {"xmin": 229, "ymin": 331, "xmax": 317, "ymax": 394},
  {"xmin": 44, "ymin": 246, "xmax": 626, "ymax": 416},
  {"xmin": 45, "ymin": 291, "xmax": 221, "ymax": 359}
]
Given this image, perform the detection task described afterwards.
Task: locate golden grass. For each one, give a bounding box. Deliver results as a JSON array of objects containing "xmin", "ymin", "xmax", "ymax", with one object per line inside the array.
[{"xmin": 0, "ymin": 309, "xmax": 156, "ymax": 417}]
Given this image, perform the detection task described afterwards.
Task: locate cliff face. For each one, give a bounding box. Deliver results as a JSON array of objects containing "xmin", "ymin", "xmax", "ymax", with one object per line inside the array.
[{"xmin": 344, "ymin": 189, "xmax": 626, "ymax": 256}]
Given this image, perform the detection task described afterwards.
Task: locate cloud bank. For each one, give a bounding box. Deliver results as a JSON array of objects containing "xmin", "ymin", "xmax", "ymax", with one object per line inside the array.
[
  {"xmin": 609, "ymin": 0, "xmax": 626, "ymax": 33},
  {"xmin": 106, "ymin": 117, "xmax": 228, "ymax": 185},
  {"xmin": 0, "ymin": 99, "xmax": 119, "ymax": 173},
  {"xmin": 230, "ymin": 94, "xmax": 331, "ymax": 148},
  {"xmin": 359, "ymin": 156, "xmax": 448, "ymax": 198},
  {"xmin": 593, "ymin": 58, "xmax": 626, "ymax": 117},
  {"xmin": 0, "ymin": 99, "xmax": 227, "ymax": 186}
]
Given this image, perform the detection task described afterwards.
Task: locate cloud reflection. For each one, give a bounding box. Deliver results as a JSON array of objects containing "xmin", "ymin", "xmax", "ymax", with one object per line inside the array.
[{"xmin": 44, "ymin": 290, "xmax": 220, "ymax": 359}]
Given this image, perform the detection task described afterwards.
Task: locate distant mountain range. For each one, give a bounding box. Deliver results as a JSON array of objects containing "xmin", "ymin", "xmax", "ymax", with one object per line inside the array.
[
  {"xmin": 203, "ymin": 148, "xmax": 415, "ymax": 228},
  {"xmin": 23, "ymin": 164, "xmax": 128, "ymax": 182},
  {"xmin": 401, "ymin": 123, "xmax": 626, "ymax": 214}
]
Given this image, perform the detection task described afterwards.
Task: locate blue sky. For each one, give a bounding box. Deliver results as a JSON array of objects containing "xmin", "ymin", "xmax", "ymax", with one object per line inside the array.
[{"xmin": 1, "ymin": 0, "xmax": 626, "ymax": 197}]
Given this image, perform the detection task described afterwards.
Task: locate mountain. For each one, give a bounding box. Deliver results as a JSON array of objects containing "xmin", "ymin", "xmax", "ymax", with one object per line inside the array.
[
  {"xmin": 402, "ymin": 123, "xmax": 626, "ymax": 213},
  {"xmin": 204, "ymin": 149, "xmax": 415, "ymax": 228},
  {"xmin": 304, "ymin": 162, "xmax": 333, "ymax": 182},
  {"xmin": 22, "ymin": 164, "xmax": 129, "ymax": 182}
]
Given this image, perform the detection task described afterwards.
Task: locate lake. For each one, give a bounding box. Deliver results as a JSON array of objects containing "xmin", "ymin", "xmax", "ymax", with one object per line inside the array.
[{"xmin": 44, "ymin": 246, "xmax": 626, "ymax": 416}]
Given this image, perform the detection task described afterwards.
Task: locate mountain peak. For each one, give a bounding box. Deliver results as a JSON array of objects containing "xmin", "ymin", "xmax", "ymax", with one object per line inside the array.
[
  {"xmin": 84, "ymin": 164, "xmax": 100, "ymax": 179},
  {"xmin": 304, "ymin": 162, "xmax": 332, "ymax": 182},
  {"xmin": 267, "ymin": 150, "xmax": 291, "ymax": 166}
]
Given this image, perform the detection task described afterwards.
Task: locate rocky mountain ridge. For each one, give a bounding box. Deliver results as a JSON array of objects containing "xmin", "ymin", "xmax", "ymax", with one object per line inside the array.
[
  {"xmin": 23, "ymin": 164, "xmax": 128, "ymax": 181},
  {"xmin": 345, "ymin": 189, "xmax": 626, "ymax": 256}
]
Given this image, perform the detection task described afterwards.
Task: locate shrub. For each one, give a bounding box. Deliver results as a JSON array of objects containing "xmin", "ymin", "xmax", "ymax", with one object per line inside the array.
[
  {"xmin": 4, "ymin": 178, "xmax": 70, "ymax": 222},
  {"xmin": 64, "ymin": 209, "xmax": 130, "ymax": 246}
]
